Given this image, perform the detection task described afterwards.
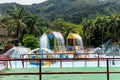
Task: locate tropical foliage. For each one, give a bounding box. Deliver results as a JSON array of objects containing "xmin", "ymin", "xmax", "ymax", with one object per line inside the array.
[
  {"xmin": 50, "ymin": 19, "xmax": 83, "ymax": 39},
  {"xmin": 83, "ymin": 14, "xmax": 120, "ymax": 47},
  {"xmin": 1, "ymin": 5, "xmax": 47, "ymax": 42},
  {"xmin": 22, "ymin": 34, "xmax": 39, "ymax": 49},
  {"xmin": 0, "ymin": 0, "xmax": 120, "ymax": 47},
  {"xmin": 0, "ymin": 0, "xmax": 120, "ymax": 24}
]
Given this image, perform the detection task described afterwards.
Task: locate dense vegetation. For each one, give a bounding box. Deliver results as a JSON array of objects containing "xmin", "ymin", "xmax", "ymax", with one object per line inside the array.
[
  {"xmin": 0, "ymin": 0, "xmax": 120, "ymax": 24},
  {"xmin": 0, "ymin": 0, "xmax": 120, "ymax": 48},
  {"xmin": 83, "ymin": 14, "xmax": 120, "ymax": 47}
]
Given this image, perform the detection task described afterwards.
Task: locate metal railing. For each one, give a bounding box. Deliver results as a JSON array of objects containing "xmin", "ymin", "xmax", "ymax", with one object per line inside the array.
[{"xmin": 0, "ymin": 58, "xmax": 120, "ymax": 80}]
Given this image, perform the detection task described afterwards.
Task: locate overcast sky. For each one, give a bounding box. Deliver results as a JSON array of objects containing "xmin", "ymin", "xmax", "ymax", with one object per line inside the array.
[{"xmin": 0, "ymin": 0, "xmax": 47, "ymax": 5}]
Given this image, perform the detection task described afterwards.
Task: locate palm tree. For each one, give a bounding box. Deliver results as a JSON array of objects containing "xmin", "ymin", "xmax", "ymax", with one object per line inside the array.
[
  {"xmin": 38, "ymin": 19, "xmax": 49, "ymax": 36},
  {"xmin": 6, "ymin": 5, "xmax": 28, "ymax": 41},
  {"xmin": 24, "ymin": 14, "xmax": 42, "ymax": 36},
  {"xmin": 83, "ymin": 19, "xmax": 95, "ymax": 47},
  {"xmin": 108, "ymin": 14, "xmax": 120, "ymax": 42}
]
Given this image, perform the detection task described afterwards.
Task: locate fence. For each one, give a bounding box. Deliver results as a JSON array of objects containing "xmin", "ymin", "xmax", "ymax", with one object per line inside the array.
[
  {"xmin": 0, "ymin": 54, "xmax": 9, "ymax": 70},
  {"xmin": 20, "ymin": 53, "xmax": 104, "ymax": 68},
  {"xmin": 0, "ymin": 57, "xmax": 120, "ymax": 80}
]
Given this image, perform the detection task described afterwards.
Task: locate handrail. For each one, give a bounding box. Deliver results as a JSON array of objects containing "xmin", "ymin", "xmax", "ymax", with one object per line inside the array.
[
  {"xmin": 0, "ymin": 57, "xmax": 119, "ymax": 61},
  {"xmin": 0, "ymin": 58, "xmax": 120, "ymax": 80}
]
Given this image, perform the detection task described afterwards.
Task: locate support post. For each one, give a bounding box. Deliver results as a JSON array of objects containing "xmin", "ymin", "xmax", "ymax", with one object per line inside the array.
[
  {"xmin": 98, "ymin": 53, "xmax": 100, "ymax": 67},
  {"xmin": 41, "ymin": 50, "xmax": 44, "ymax": 66},
  {"xmin": 39, "ymin": 59, "xmax": 42, "ymax": 80},
  {"xmin": 54, "ymin": 38, "xmax": 56, "ymax": 53},
  {"xmin": 106, "ymin": 59, "xmax": 109, "ymax": 80},
  {"xmin": 73, "ymin": 39, "xmax": 76, "ymax": 58}
]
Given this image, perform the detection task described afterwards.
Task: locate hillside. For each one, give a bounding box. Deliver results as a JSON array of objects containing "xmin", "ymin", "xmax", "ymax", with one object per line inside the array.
[{"xmin": 0, "ymin": 0, "xmax": 120, "ymax": 24}]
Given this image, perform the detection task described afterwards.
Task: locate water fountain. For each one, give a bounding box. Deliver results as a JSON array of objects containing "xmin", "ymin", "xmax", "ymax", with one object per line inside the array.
[
  {"xmin": 94, "ymin": 39, "xmax": 120, "ymax": 54},
  {"xmin": 40, "ymin": 33, "xmax": 49, "ymax": 49},
  {"xmin": 103, "ymin": 39, "xmax": 119, "ymax": 54},
  {"xmin": 5, "ymin": 46, "xmax": 31, "ymax": 58},
  {"xmin": 94, "ymin": 39, "xmax": 120, "ymax": 65},
  {"xmin": 39, "ymin": 31, "xmax": 66, "ymax": 58},
  {"xmin": 48, "ymin": 31, "xmax": 65, "ymax": 53},
  {"xmin": 66, "ymin": 33, "xmax": 84, "ymax": 58}
]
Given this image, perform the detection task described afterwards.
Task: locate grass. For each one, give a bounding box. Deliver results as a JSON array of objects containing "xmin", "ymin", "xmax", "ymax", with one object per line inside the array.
[{"xmin": 0, "ymin": 67, "xmax": 120, "ymax": 80}]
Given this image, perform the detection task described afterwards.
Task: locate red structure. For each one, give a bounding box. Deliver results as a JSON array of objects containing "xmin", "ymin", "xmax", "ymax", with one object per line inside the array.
[
  {"xmin": 0, "ymin": 57, "xmax": 120, "ymax": 80},
  {"xmin": 0, "ymin": 54, "xmax": 9, "ymax": 70}
]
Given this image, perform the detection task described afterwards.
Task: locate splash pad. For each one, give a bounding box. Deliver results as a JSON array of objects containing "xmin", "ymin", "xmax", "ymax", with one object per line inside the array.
[
  {"xmin": 30, "ymin": 31, "xmax": 66, "ymax": 66},
  {"xmin": 0, "ymin": 31, "xmax": 119, "ymax": 70},
  {"xmin": 28, "ymin": 31, "xmax": 120, "ymax": 67},
  {"xmin": 33, "ymin": 31, "xmax": 95, "ymax": 60}
]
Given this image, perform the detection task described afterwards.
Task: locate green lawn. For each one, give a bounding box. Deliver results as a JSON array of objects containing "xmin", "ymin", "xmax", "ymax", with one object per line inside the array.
[{"xmin": 0, "ymin": 67, "xmax": 120, "ymax": 80}]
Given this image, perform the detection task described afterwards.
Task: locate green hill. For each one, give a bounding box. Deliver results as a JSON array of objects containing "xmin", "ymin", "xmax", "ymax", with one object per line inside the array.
[{"xmin": 0, "ymin": 0, "xmax": 120, "ymax": 24}]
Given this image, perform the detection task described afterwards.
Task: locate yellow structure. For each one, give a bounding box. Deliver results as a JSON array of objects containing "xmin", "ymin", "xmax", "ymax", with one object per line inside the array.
[
  {"xmin": 67, "ymin": 33, "xmax": 82, "ymax": 39},
  {"xmin": 66, "ymin": 33, "xmax": 83, "ymax": 58}
]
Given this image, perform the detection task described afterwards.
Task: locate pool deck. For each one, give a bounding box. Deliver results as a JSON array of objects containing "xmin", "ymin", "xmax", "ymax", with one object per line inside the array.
[
  {"xmin": 1, "ymin": 57, "xmax": 120, "ymax": 80},
  {"xmin": 0, "ymin": 67, "xmax": 120, "ymax": 80}
]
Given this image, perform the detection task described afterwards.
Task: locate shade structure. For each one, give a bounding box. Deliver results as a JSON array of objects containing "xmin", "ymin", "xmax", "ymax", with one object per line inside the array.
[
  {"xmin": 66, "ymin": 33, "xmax": 83, "ymax": 46},
  {"xmin": 66, "ymin": 33, "xmax": 83, "ymax": 58},
  {"xmin": 67, "ymin": 33, "xmax": 82, "ymax": 40},
  {"xmin": 47, "ymin": 31, "xmax": 65, "ymax": 52}
]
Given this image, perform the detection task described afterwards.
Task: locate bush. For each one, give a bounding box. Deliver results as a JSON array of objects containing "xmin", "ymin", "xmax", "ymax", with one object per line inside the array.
[{"xmin": 22, "ymin": 34, "xmax": 39, "ymax": 49}]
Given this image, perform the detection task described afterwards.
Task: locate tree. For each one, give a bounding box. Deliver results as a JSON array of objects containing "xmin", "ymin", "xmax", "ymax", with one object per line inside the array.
[
  {"xmin": 6, "ymin": 5, "xmax": 28, "ymax": 41},
  {"xmin": 24, "ymin": 13, "xmax": 41, "ymax": 36},
  {"xmin": 22, "ymin": 34, "xmax": 39, "ymax": 49},
  {"xmin": 51, "ymin": 19, "xmax": 83, "ymax": 40},
  {"xmin": 1, "ymin": 5, "xmax": 50, "ymax": 43},
  {"xmin": 82, "ymin": 14, "xmax": 120, "ymax": 47},
  {"xmin": 83, "ymin": 19, "xmax": 95, "ymax": 47},
  {"xmin": 109, "ymin": 14, "xmax": 120, "ymax": 43}
]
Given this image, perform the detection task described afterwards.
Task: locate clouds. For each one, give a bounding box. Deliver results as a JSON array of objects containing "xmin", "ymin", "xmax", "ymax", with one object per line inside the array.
[{"xmin": 0, "ymin": 0, "xmax": 47, "ymax": 5}]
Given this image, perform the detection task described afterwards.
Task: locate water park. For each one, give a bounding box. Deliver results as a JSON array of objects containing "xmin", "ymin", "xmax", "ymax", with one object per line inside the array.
[{"xmin": 0, "ymin": 31, "xmax": 120, "ymax": 80}]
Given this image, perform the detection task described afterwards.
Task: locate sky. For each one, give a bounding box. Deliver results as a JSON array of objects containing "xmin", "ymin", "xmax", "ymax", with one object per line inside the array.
[{"xmin": 0, "ymin": 0, "xmax": 47, "ymax": 5}]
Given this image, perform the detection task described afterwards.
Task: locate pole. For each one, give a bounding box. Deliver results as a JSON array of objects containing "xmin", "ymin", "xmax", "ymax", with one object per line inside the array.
[
  {"xmin": 39, "ymin": 60, "xmax": 42, "ymax": 80},
  {"xmin": 89, "ymin": 30, "xmax": 90, "ymax": 47},
  {"xmin": 41, "ymin": 50, "xmax": 44, "ymax": 66},
  {"xmin": 73, "ymin": 39, "xmax": 76, "ymax": 58},
  {"xmin": 54, "ymin": 38, "xmax": 56, "ymax": 53},
  {"xmin": 106, "ymin": 59, "xmax": 109, "ymax": 80},
  {"xmin": 98, "ymin": 53, "xmax": 100, "ymax": 67}
]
